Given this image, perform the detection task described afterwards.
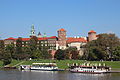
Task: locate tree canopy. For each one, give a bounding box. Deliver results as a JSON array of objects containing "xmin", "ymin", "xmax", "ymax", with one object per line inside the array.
[{"xmin": 83, "ymin": 33, "xmax": 120, "ymax": 61}]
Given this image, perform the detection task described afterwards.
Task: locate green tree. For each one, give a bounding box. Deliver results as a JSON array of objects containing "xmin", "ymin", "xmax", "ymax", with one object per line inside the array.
[
  {"xmin": 84, "ymin": 33, "xmax": 120, "ymax": 61},
  {"xmin": 15, "ymin": 37, "xmax": 22, "ymax": 54},
  {"xmin": 65, "ymin": 47, "xmax": 79, "ymax": 59},
  {"xmin": 29, "ymin": 36, "xmax": 38, "ymax": 51},
  {"xmin": 31, "ymin": 50, "xmax": 41, "ymax": 59},
  {"xmin": 2, "ymin": 51, "xmax": 12, "ymax": 65},
  {"xmin": 54, "ymin": 49, "xmax": 65, "ymax": 60},
  {"xmin": 41, "ymin": 49, "xmax": 52, "ymax": 59},
  {"xmin": 112, "ymin": 46, "xmax": 120, "ymax": 60},
  {"xmin": 0, "ymin": 40, "xmax": 4, "ymax": 60},
  {"xmin": 38, "ymin": 40, "xmax": 52, "ymax": 59},
  {"xmin": 29, "ymin": 36, "xmax": 38, "ymax": 58},
  {"xmin": 14, "ymin": 37, "xmax": 23, "ymax": 60},
  {"xmin": 5, "ymin": 44, "xmax": 15, "ymax": 59}
]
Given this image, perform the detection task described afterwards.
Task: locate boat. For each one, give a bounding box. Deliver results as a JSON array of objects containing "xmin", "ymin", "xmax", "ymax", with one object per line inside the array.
[
  {"xmin": 19, "ymin": 65, "xmax": 31, "ymax": 70},
  {"xmin": 69, "ymin": 63, "xmax": 111, "ymax": 74},
  {"xmin": 20, "ymin": 63, "xmax": 62, "ymax": 71},
  {"xmin": 4, "ymin": 65, "xmax": 16, "ymax": 69}
]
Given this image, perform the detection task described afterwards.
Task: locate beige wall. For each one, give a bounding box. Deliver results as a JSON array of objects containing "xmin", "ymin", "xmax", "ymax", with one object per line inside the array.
[
  {"xmin": 67, "ymin": 42, "xmax": 86, "ymax": 50},
  {"xmin": 4, "ymin": 40, "xmax": 15, "ymax": 45}
]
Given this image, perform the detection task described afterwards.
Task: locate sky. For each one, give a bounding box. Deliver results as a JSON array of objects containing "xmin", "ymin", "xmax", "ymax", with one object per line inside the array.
[{"xmin": 0, "ymin": 0, "xmax": 120, "ymax": 39}]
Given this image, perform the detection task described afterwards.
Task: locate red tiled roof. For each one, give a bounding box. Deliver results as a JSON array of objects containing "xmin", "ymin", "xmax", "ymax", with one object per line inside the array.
[
  {"xmin": 38, "ymin": 36, "xmax": 57, "ymax": 40},
  {"xmin": 48, "ymin": 36, "xmax": 57, "ymax": 39},
  {"xmin": 88, "ymin": 30, "xmax": 96, "ymax": 34},
  {"xmin": 5, "ymin": 37, "xmax": 17, "ymax": 40},
  {"xmin": 67, "ymin": 37, "xmax": 87, "ymax": 43},
  {"xmin": 38, "ymin": 37, "xmax": 47, "ymax": 40},
  {"xmin": 22, "ymin": 38, "xmax": 30, "ymax": 41},
  {"xmin": 5, "ymin": 36, "xmax": 57, "ymax": 41},
  {"xmin": 58, "ymin": 28, "xmax": 66, "ymax": 31}
]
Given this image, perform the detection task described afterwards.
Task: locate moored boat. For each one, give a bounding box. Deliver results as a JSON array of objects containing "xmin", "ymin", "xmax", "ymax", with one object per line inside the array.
[
  {"xmin": 69, "ymin": 63, "xmax": 111, "ymax": 74},
  {"xmin": 30, "ymin": 63, "xmax": 59, "ymax": 71},
  {"xmin": 20, "ymin": 63, "xmax": 62, "ymax": 71},
  {"xmin": 20, "ymin": 65, "xmax": 31, "ymax": 70}
]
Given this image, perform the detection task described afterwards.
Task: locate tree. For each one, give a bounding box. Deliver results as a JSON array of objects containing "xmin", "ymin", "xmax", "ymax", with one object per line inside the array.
[
  {"xmin": 65, "ymin": 47, "xmax": 79, "ymax": 59},
  {"xmin": 84, "ymin": 33, "xmax": 120, "ymax": 61},
  {"xmin": 54, "ymin": 49, "xmax": 65, "ymax": 60},
  {"xmin": 112, "ymin": 46, "xmax": 120, "ymax": 60},
  {"xmin": 38, "ymin": 40, "xmax": 52, "ymax": 59},
  {"xmin": 41, "ymin": 49, "xmax": 52, "ymax": 59},
  {"xmin": 29, "ymin": 36, "xmax": 38, "ymax": 51},
  {"xmin": 5, "ymin": 44, "xmax": 15, "ymax": 59},
  {"xmin": 15, "ymin": 37, "xmax": 22, "ymax": 54},
  {"xmin": 86, "ymin": 47, "xmax": 107, "ymax": 60},
  {"xmin": 0, "ymin": 40, "xmax": 4, "ymax": 60},
  {"xmin": 2, "ymin": 51, "xmax": 12, "ymax": 65},
  {"xmin": 14, "ymin": 37, "xmax": 23, "ymax": 60},
  {"xmin": 28, "ymin": 36, "xmax": 38, "ymax": 58},
  {"xmin": 30, "ymin": 50, "xmax": 41, "ymax": 59}
]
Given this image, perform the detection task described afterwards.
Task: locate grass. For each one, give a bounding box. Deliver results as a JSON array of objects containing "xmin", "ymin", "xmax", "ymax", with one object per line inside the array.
[
  {"xmin": 9, "ymin": 60, "xmax": 22, "ymax": 67},
  {"xmin": 0, "ymin": 59, "xmax": 120, "ymax": 69},
  {"xmin": 19, "ymin": 59, "xmax": 120, "ymax": 69}
]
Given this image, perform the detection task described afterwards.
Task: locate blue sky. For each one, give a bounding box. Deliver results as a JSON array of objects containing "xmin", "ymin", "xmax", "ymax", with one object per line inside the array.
[{"xmin": 0, "ymin": 0, "xmax": 120, "ymax": 39}]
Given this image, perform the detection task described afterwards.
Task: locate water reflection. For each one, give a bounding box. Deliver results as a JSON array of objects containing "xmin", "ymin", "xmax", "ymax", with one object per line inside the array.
[
  {"xmin": 0, "ymin": 70, "xmax": 120, "ymax": 80},
  {"xmin": 21, "ymin": 70, "xmax": 58, "ymax": 74},
  {"xmin": 70, "ymin": 73, "xmax": 112, "ymax": 80}
]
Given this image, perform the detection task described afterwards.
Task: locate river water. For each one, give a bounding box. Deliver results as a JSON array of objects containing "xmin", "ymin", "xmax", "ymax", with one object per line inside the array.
[{"xmin": 0, "ymin": 70, "xmax": 120, "ymax": 80}]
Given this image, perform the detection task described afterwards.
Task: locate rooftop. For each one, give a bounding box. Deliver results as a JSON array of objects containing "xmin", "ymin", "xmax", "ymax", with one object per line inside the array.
[
  {"xmin": 67, "ymin": 37, "xmax": 87, "ymax": 43},
  {"xmin": 58, "ymin": 28, "xmax": 66, "ymax": 32},
  {"xmin": 88, "ymin": 30, "xmax": 96, "ymax": 34}
]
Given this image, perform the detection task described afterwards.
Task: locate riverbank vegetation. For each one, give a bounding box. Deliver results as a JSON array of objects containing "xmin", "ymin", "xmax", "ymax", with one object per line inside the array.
[{"xmin": 83, "ymin": 33, "xmax": 120, "ymax": 61}]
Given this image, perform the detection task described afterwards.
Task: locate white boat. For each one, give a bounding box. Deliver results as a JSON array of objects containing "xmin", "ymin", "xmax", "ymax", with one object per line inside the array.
[
  {"xmin": 20, "ymin": 63, "xmax": 61, "ymax": 71},
  {"xmin": 70, "ymin": 65, "xmax": 111, "ymax": 74},
  {"xmin": 20, "ymin": 65, "xmax": 31, "ymax": 70},
  {"xmin": 30, "ymin": 63, "xmax": 59, "ymax": 71}
]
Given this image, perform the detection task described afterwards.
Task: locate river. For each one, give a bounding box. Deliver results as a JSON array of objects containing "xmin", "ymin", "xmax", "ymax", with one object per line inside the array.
[{"xmin": 0, "ymin": 70, "xmax": 120, "ymax": 80}]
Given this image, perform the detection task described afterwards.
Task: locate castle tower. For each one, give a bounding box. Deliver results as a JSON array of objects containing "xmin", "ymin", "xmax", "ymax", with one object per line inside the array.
[
  {"xmin": 38, "ymin": 32, "xmax": 42, "ymax": 38},
  {"xmin": 88, "ymin": 30, "xmax": 97, "ymax": 41},
  {"xmin": 30, "ymin": 24, "xmax": 36, "ymax": 37},
  {"xmin": 57, "ymin": 28, "xmax": 66, "ymax": 49}
]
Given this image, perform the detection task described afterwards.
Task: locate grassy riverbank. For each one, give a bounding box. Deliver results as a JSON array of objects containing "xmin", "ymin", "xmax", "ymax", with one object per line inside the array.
[{"xmin": 0, "ymin": 60, "xmax": 120, "ymax": 69}]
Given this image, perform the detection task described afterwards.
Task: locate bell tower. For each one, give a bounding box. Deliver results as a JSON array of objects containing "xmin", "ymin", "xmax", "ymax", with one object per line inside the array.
[
  {"xmin": 88, "ymin": 30, "xmax": 97, "ymax": 41},
  {"xmin": 57, "ymin": 28, "xmax": 66, "ymax": 49},
  {"xmin": 30, "ymin": 24, "xmax": 36, "ymax": 37}
]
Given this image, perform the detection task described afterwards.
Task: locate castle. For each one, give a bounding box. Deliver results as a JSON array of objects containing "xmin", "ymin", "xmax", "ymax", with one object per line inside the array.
[{"xmin": 4, "ymin": 25, "xmax": 98, "ymax": 57}]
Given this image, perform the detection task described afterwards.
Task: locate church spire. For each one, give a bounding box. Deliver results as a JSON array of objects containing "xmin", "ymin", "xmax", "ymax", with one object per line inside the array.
[
  {"xmin": 30, "ymin": 24, "xmax": 36, "ymax": 37},
  {"xmin": 38, "ymin": 32, "xmax": 42, "ymax": 38}
]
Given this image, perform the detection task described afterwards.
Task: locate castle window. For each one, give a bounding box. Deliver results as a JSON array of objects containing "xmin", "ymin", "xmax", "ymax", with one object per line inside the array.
[
  {"xmin": 22, "ymin": 42, "xmax": 24, "ymax": 44},
  {"xmin": 45, "ymin": 44, "xmax": 47, "ymax": 46}
]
